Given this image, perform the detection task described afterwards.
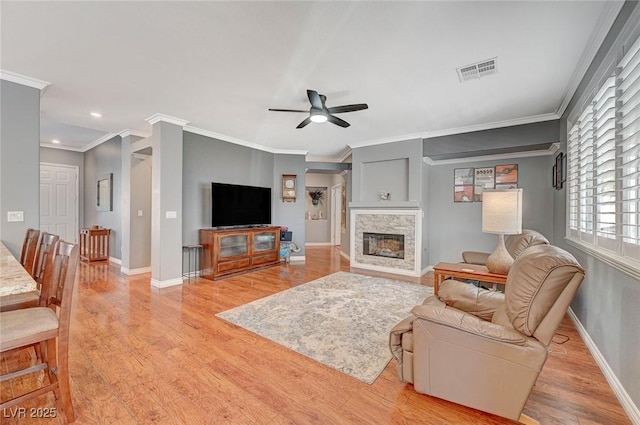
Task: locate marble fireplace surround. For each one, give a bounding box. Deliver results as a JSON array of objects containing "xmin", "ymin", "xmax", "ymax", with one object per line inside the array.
[{"xmin": 350, "ymin": 209, "xmax": 422, "ymax": 277}]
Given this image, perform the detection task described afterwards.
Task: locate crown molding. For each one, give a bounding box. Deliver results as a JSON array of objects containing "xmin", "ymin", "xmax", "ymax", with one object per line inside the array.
[
  {"xmin": 423, "ymin": 142, "xmax": 558, "ymax": 166},
  {"xmin": 39, "ymin": 142, "xmax": 83, "ymax": 152},
  {"xmin": 0, "ymin": 70, "xmax": 51, "ymax": 94},
  {"xmin": 349, "ymin": 113, "xmax": 560, "ymax": 151},
  {"xmin": 145, "ymin": 113, "xmax": 189, "ymax": 127},
  {"xmin": 183, "ymin": 125, "xmax": 307, "ymax": 156},
  {"xmin": 81, "ymin": 132, "xmax": 119, "ymax": 152},
  {"xmin": 555, "ymin": 1, "xmax": 625, "ymax": 118},
  {"xmin": 118, "ymin": 129, "xmax": 149, "ymax": 139}
]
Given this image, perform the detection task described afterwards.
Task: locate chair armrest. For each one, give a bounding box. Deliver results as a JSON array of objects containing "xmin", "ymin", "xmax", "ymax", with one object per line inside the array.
[
  {"xmin": 437, "ymin": 279, "xmax": 505, "ymax": 321},
  {"xmin": 412, "ymin": 298, "xmax": 526, "ymax": 345},
  {"xmin": 389, "ymin": 314, "xmax": 415, "ymax": 361},
  {"xmin": 461, "ymin": 251, "xmax": 490, "ymax": 265}
]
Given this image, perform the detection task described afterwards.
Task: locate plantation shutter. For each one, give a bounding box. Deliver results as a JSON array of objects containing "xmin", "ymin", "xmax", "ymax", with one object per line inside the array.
[
  {"xmin": 577, "ymin": 105, "xmax": 595, "ymax": 243},
  {"xmin": 619, "ymin": 36, "xmax": 640, "ymax": 260},
  {"xmin": 594, "ymin": 75, "xmax": 617, "ymax": 251},
  {"xmin": 568, "ymin": 121, "xmax": 580, "ymax": 235}
]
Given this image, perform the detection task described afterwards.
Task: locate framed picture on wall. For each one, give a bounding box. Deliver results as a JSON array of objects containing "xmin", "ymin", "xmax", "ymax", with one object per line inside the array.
[
  {"xmin": 474, "ymin": 167, "xmax": 495, "ymax": 201},
  {"xmin": 454, "ymin": 168, "xmax": 474, "ymax": 185},
  {"xmin": 495, "ymin": 164, "xmax": 518, "ymax": 184},
  {"xmin": 454, "ymin": 185, "xmax": 473, "ymax": 202}
]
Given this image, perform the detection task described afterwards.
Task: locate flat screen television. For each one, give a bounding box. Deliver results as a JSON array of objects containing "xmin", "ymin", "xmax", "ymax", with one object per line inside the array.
[{"xmin": 211, "ymin": 182, "xmax": 271, "ymax": 228}]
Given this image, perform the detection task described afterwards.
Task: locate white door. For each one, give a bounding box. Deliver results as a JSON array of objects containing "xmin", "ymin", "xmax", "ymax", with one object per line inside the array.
[
  {"xmin": 331, "ymin": 184, "xmax": 342, "ymax": 246},
  {"xmin": 40, "ymin": 163, "xmax": 79, "ymax": 243}
]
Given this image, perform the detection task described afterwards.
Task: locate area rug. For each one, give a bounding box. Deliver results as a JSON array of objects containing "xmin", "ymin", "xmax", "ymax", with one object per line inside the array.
[{"xmin": 216, "ymin": 271, "xmax": 433, "ymax": 384}]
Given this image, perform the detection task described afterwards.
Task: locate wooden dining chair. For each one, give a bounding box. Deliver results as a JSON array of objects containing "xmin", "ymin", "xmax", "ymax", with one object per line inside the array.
[
  {"xmin": 0, "ymin": 232, "xmax": 59, "ymax": 312},
  {"xmin": 0, "ymin": 240, "xmax": 79, "ymax": 423},
  {"xmin": 19, "ymin": 228, "xmax": 40, "ymax": 276}
]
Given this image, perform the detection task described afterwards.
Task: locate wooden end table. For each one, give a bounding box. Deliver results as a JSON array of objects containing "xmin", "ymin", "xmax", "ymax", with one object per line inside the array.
[{"xmin": 433, "ymin": 262, "xmax": 507, "ymax": 295}]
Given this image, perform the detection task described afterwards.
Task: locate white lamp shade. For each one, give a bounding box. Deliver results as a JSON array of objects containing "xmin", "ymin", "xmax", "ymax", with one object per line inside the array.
[{"xmin": 482, "ymin": 189, "xmax": 523, "ymax": 235}]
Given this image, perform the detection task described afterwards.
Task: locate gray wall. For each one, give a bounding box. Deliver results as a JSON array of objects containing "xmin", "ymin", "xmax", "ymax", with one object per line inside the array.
[
  {"xmin": 0, "ymin": 80, "xmax": 41, "ymax": 256},
  {"xmin": 182, "ymin": 131, "xmax": 275, "ymax": 246},
  {"xmin": 427, "ymin": 155, "xmax": 553, "ymax": 265},
  {"xmin": 351, "ymin": 139, "xmax": 423, "ymax": 206},
  {"xmin": 130, "ymin": 154, "xmax": 152, "ymax": 269},
  {"xmin": 84, "ymin": 135, "xmax": 122, "ymax": 259},
  {"xmin": 40, "ymin": 147, "xmax": 85, "ymax": 230},
  {"xmin": 273, "ymin": 154, "xmax": 306, "ymax": 258},
  {"xmin": 556, "ymin": 1, "xmax": 640, "ymax": 410}
]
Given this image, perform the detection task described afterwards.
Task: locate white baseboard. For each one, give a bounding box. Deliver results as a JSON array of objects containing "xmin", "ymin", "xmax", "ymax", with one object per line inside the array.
[
  {"xmin": 339, "ymin": 250, "xmax": 350, "ymax": 261},
  {"xmin": 109, "ymin": 256, "xmax": 121, "ymax": 265},
  {"xmin": 150, "ymin": 277, "xmax": 183, "ymax": 288},
  {"xmin": 567, "ymin": 308, "xmax": 640, "ymax": 424},
  {"xmin": 121, "ymin": 266, "xmax": 151, "ymax": 275},
  {"xmin": 305, "ymin": 242, "xmax": 333, "ymax": 246},
  {"xmin": 421, "ymin": 265, "xmax": 434, "ymax": 276},
  {"xmin": 289, "ymin": 255, "xmax": 305, "ymax": 262}
]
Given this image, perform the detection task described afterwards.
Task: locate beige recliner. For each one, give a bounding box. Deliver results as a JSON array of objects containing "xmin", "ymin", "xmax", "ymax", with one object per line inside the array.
[
  {"xmin": 389, "ymin": 244, "xmax": 584, "ymax": 422},
  {"xmin": 461, "ymin": 228, "xmax": 549, "ymax": 266}
]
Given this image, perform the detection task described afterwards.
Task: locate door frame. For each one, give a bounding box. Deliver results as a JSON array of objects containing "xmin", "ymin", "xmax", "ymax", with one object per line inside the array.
[
  {"xmin": 330, "ymin": 183, "xmax": 342, "ymax": 246},
  {"xmin": 40, "ymin": 162, "xmax": 80, "ymax": 243}
]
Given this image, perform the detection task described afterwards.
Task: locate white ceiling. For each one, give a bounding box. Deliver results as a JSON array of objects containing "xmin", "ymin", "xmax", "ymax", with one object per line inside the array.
[{"xmin": 0, "ymin": 1, "xmax": 624, "ymax": 161}]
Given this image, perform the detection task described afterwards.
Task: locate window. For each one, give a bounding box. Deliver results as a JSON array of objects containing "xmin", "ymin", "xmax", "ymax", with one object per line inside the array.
[{"xmin": 568, "ymin": 35, "xmax": 640, "ymax": 267}]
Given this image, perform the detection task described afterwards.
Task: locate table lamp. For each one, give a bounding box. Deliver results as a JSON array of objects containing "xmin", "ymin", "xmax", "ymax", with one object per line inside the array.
[{"xmin": 482, "ymin": 189, "xmax": 523, "ymax": 275}]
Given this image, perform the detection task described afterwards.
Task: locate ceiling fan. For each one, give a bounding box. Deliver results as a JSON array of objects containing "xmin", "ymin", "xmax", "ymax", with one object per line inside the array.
[{"xmin": 269, "ymin": 89, "xmax": 368, "ymax": 129}]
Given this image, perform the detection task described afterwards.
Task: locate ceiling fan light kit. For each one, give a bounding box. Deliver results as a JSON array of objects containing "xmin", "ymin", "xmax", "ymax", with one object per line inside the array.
[{"xmin": 269, "ymin": 89, "xmax": 368, "ymax": 129}]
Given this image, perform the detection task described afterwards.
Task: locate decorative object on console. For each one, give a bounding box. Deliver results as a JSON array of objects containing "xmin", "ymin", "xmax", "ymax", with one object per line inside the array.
[
  {"xmin": 482, "ymin": 189, "xmax": 522, "ymax": 274},
  {"xmin": 306, "ymin": 187, "xmax": 327, "ymax": 220},
  {"xmin": 282, "ymin": 174, "xmax": 297, "ymax": 202}
]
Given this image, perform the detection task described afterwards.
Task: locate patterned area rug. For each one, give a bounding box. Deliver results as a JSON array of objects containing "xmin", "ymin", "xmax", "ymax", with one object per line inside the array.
[{"xmin": 216, "ymin": 271, "xmax": 433, "ymax": 384}]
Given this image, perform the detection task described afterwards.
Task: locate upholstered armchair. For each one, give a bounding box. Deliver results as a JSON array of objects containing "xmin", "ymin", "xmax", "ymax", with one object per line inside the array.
[
  {"xmin": 461, "ymin": 228, "xmax": 549, "ymax": 266},
  {"xmin": 389, "ymin": 245, "xmax": 584, "ymax": 422}
]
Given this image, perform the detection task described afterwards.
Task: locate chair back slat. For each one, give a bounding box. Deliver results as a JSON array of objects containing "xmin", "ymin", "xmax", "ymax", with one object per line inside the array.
[
  {"xmin": 19, "ymin": 228, "xmax": 40, "ymax": 277},
  {"xmin": 33, "ymin": 232, "xmax": 59, "ymax": 287},
  {"xmin": 41, "ymin": 241, "xmax": 79, "ymax": 316}
]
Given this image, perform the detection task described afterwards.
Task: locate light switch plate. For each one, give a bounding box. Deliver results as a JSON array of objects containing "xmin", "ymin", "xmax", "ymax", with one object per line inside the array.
[
  {"xmin": 166, "ymin": 211, "xmax": 177, "ymax": 219},
  {"xmin": 137, "ymin": 210, "xmax": 143, "ymax": 217},
  {"xmin": 7, "ymin": 211, "xmax": 24, "ymax": 222}
]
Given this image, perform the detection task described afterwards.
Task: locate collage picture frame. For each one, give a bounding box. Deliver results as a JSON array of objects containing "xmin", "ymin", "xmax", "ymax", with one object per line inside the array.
[{"xmin": 454, "ymin": 164, "xmax": 518, "ymax": 203}]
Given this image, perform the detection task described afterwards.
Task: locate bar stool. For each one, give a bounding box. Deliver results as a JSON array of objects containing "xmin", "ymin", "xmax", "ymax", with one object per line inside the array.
[{"xmin": 182, "ymin": 245, "xmax": 202, "ymax": 282}]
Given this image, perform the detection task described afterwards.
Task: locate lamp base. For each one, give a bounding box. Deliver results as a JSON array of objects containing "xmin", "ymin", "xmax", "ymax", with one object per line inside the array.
[{"xmin": 486, "ymin": 234, "xmax": 513, "ymax": 275}]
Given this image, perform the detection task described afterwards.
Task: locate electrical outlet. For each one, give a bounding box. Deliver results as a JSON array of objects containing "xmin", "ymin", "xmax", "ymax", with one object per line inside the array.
[
  {"xmin": 137, "ymin": 210, "xmax": 143, "ymax": 217},
  {"xmin": 7, "ymin": 211, "xmax": 24, "ymax": 222}
]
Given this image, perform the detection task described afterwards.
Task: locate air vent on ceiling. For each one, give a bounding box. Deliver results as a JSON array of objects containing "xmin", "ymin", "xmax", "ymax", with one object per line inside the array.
[{"xmin": 457, "ymin": 57, "xmax": 498, "ymax": 82}]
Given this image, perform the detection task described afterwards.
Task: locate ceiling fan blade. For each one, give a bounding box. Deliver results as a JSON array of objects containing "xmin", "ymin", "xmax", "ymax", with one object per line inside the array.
[
  {"xmin": 327, "ymin": 103, "xmax": 369, "ymax": 114},
  {"xmin": 268, "ymin": 108, "xmax": 308, "ymax": 113},
  {"xmin": 296, "ymin": 117, "xmax": 312, "ymax": 129},
  {"xmin": 307, "ymin": 89, "xmax": 323, "ymax": 110},
  {"xmin": 327, "ymin": 115, "xmax": 350, "ymax": 128}
]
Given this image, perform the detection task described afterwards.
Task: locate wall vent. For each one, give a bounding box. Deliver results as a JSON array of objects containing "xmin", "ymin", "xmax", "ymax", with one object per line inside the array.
[{"xmin": 457, "ymin": 57, "xmax": 498, "ymax": 82}]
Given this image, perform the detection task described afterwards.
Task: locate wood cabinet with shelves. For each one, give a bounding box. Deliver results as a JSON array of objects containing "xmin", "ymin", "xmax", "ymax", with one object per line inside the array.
[{"xmin": 200, "ymin": 226, "xmax": 281, "ymax": 280}]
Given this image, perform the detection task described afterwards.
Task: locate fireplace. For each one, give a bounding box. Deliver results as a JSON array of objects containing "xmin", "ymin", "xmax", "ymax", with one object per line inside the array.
[
  {"xmin": 350, "ymin": 209, "xmax": 422, "ymax": 277},
  {"xmin": 363, "ymin": 232, "xmax": 405, "ymax": 259}
]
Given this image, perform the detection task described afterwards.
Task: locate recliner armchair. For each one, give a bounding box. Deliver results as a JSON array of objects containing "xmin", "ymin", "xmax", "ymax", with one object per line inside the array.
[
  {"xmin": 462, "ymin": 228, "xmax": 549, "ymax": 266},
  {"xmin": 389, "ymin": 244, "xmax": 584, "ymax": 422}
]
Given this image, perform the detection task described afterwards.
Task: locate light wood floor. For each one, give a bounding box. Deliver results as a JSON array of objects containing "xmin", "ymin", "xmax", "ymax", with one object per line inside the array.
[{"xmin": 1, "ymin": 246, "xmax": 631, "ymax": 424}]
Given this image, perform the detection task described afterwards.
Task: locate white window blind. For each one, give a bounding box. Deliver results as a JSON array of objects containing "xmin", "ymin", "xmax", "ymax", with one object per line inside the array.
[
  {"xmin": 619, "ymin": 35, "xmax": 640, "ymax": 260},
  {"xmin": 568, "ymin": 34, "xmax": 640, "ymax": 265}
]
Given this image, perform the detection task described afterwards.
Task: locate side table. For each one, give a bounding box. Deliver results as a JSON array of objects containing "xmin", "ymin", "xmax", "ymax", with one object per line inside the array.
[
  {"xmin": 433, "ymin": 262, "xmax": 507, "ymax": 295},
  {"xmin": 79, "ymin": 227, "xmax": 111, "ymax": 262},
  {"xmin": 183, "ymin": 245, "xmax": 203, "ymax": 282}
]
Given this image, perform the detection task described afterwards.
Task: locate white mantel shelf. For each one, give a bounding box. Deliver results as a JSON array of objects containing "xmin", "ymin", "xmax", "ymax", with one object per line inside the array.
[{"xmin": 349, "ymin": 201, "xmax": 420, "ymax": 209}]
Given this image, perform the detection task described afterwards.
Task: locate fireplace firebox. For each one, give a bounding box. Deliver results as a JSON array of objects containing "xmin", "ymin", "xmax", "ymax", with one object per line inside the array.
[{"xmin": 363, "ymin": 232, "xmax": 405, "ymax": 259}]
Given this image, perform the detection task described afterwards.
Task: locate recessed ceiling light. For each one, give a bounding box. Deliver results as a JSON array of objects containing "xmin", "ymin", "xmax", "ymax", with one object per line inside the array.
[
  {"xmin": 52, "ymin": 139, "xmax": 60, "ymax": 144},
  {"xmin": 90, "ymin": 112, "xmax": 102, "ymax": 118}
]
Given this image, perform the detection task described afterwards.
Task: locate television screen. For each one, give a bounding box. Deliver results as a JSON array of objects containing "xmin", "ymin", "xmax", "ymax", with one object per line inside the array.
[{"xmin": 211, "ymin": 182, "xmax": 271, "ymax": 227}]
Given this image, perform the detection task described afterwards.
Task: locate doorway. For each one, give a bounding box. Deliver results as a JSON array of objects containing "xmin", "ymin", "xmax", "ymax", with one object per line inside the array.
[{"xmin": 40, "ymin": 163, "xmax": 79, "ymax": 243}]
